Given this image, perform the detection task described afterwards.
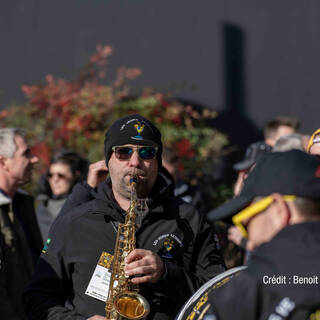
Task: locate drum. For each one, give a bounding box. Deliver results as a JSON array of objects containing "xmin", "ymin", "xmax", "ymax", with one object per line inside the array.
[{"xmin": 176, "ymin": 266, "xmax": 247, "ymax": 320}]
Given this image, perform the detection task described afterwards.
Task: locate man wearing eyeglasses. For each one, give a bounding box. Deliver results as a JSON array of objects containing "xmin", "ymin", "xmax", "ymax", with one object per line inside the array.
[
  {"xmin": 191, "ymin": 150, "xmax": 320, "ymax": 320},
  {"xmin": 24, "ymin": 114, "xmax": 224, "ymax": 320}
]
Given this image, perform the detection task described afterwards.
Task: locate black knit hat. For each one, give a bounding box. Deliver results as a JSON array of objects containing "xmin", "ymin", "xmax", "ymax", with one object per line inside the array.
[
  {"xmin": 104, "ymin": 114, "xmax": 163, "ymax": 167},
  {"xmin": 207, "ymin": 150, "xmax": 320, "ymax": 223}
]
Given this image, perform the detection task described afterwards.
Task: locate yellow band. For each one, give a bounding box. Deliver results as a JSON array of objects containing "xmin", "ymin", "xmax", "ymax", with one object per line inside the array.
[
  {"xmin": 232, "ymin": 195, "xmax": 296, "ymax": 239},
  {"xmin": 307, "ymin": 128, "xmax": 320, "ymax": 152}
]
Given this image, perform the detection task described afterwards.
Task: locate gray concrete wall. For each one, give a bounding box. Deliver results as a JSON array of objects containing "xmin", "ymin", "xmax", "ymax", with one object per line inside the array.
[{"xmin": 1, "ymin": 0, "xmax": 320, "ymax": 147}]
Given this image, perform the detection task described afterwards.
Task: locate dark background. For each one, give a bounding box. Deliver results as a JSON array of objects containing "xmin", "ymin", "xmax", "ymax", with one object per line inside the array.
[{"xmin": 1, "ymin": 0, "xmax": 320, "ymax": 151}]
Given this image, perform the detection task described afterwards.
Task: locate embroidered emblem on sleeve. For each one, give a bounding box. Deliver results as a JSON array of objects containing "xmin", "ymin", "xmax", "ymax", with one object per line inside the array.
[{"xmin": 42, "ymin": 238, "xmax": 51, "ymax": 254}]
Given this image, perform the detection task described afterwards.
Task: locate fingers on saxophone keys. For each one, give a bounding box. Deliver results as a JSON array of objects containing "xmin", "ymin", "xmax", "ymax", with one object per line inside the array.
[
  {"xmin": 125, "ymin": 255, "xmax": 145, "ymax": 270},
  {"xmin": 124, "ymin": 265, "xmax": 151, "ymax": 278},
  {"xmin": 130, "ymin": 275, "xmax": 152, "ymax": 284}
]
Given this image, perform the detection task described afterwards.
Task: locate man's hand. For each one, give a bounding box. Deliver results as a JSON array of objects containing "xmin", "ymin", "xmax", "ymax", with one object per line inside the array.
[
  {"xmin": 124, "ymin": 249, "xmax": 165, "ymax": 284},
  {"xmin": 87, "ymin": 160, "xmax": 108, "ymax": 188},
  {"xmin": 87, "ymin": 316, "xmax": 106, "ymax": 320},
  {"xmin": 228, "ymin": 226, "xmax": 244, "ymax": 246}
]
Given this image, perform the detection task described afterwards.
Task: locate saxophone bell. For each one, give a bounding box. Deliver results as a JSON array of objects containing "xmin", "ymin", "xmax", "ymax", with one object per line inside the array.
[{"xmin": 113, "ymin": 291, "xmax": 150, "ymax": 319}]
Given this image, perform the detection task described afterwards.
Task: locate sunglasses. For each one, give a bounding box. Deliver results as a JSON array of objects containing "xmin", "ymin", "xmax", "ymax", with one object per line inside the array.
[
  {"xmin": 112, "ymin": 145, "xmax": 158, "ymax": 161},
  {"xmin": 48, "ymin": 172, "xmax": 68, "ymax": 180},
  {"xmin": 232, "ymin": 195, "xmax": 296, "ymax": 239}
]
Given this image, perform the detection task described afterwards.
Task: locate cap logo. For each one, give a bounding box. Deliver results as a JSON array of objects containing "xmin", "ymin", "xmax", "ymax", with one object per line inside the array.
[
  {"xmin": 132, "ymin": 121, "xmax": 145, "ymax": 140},
  {"xmin": 315, "ymin": 165, "xmax": 320, "ymax": 178}
]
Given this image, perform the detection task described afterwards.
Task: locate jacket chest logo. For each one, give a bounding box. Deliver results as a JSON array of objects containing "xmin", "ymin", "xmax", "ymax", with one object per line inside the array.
[{"xmin": 153, "ymin": 234, "xmax": 183, "ymax": 259}]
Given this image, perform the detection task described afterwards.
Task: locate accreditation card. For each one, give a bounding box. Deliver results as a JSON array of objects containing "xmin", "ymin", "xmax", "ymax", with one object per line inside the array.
[{"xmin": 85, "ymin": 251, "xmax": 113, "ymax": 302}]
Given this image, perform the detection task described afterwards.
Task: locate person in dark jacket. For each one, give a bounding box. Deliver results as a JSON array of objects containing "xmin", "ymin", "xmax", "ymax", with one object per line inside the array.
[
  {"xmin": 24, "ymin": 114, "xmax": 225, "ymax": 320},
  {"xmin": 183, "ymin": 150, "xmax": 320, "ymax": 320},
  {"xmin": 0, "ymin": 128, "xmax": 43, "ymax": 320}
]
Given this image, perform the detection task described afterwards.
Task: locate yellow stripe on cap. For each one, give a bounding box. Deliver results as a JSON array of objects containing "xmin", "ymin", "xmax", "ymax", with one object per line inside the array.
[{"xmin": 232, "ymin": 195, "xmax": 296, "ymax": 238}]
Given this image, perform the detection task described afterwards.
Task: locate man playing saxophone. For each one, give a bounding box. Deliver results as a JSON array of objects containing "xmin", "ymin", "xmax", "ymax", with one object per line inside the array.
[{"xmin": 24, "ymin": 114, "xmax": 225, "ymax": 320}]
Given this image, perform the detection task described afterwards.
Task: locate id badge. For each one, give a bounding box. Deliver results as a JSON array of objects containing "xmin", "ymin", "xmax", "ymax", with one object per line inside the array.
[{"xmin": 85, "ymin": 251, "xmax": 113, "ymax": 302}]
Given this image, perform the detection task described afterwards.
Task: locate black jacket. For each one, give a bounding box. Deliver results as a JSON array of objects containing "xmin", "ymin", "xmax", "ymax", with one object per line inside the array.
[
  {"xmin": 184, "ymin": 222, "xmax": 320, "ymax": 320},
  {"xmin": 0, "ymin": 190, "xmax": 42, "ymax": 320},
  {"xmin": 24, "ymin": 171, "xmax": 224, "ymax": 320}
]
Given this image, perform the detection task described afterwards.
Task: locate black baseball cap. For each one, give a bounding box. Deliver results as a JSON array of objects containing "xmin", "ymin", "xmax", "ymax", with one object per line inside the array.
[
  {"xmin": 207, "ymin": 150, "xmax": 320, "ymax": 222},
  {"xmin": 233, "ymin": 141, "xmax": 272, "ymax": 171}
]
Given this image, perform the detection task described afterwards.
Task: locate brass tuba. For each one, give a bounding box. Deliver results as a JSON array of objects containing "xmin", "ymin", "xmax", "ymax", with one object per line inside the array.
[{"xmin": 105, "ymin": 176, "xmax": 150, "ymax": 320}]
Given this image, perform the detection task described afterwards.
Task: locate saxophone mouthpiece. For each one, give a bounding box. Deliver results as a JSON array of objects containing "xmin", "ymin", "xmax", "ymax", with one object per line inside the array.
[{"xmin": 130, "ymin": 176, "xmax": 138, "ymax": 184}]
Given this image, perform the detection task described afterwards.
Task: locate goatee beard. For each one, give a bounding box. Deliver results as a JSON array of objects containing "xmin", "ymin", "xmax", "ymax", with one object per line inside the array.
[{"xmin": 121, "ymin": 175, "xmax": 149, "ymax": 199}]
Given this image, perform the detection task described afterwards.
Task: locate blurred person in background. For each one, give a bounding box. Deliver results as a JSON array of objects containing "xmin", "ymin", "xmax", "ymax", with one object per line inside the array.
[
  {"xmin": 223, "ymin": 141, "xmax": 272, "ymax": 267},
  {"xmin": 0, "ymin": 128, "xmax": 42, "ymax": 320},
  {"xmin": 36, "ymin": 150, "xmax": 88, "ymax": 241},
  {"xmin": 307, "ymin": 128, "xmax": 320, "ymax": 156},
  {"xmin": 263, "ymin": 116, "xmax": 300, "ymax": 147},
  {"xmin": 229, "ymin": 132, "xmax": 307, "ymax": 262},
  {"xmin": 232, "ymin": 141, "xmax": 272, "ymax": 197},
  {"xmin": 232, "ymin": 115, "xmax": 299, "ymax": 199},
  {"xmin": 272, "ymin": 133, "xmax": 306, "ymax": 152},
  {"xmin": 225, "ymin": 116, "xmax": 299, "ymax": 266}
]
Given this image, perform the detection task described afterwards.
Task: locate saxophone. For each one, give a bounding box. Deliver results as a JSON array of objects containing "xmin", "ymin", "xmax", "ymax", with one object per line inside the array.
[{"xmin": 105, "ymin": 176, "xmax": 150, "ymax": 320}]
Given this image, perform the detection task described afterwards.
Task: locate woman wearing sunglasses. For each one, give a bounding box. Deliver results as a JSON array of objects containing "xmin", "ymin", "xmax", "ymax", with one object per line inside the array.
[{"xmin": 36, "ymin": 150, "xmax": 88, "ymax": 241}]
